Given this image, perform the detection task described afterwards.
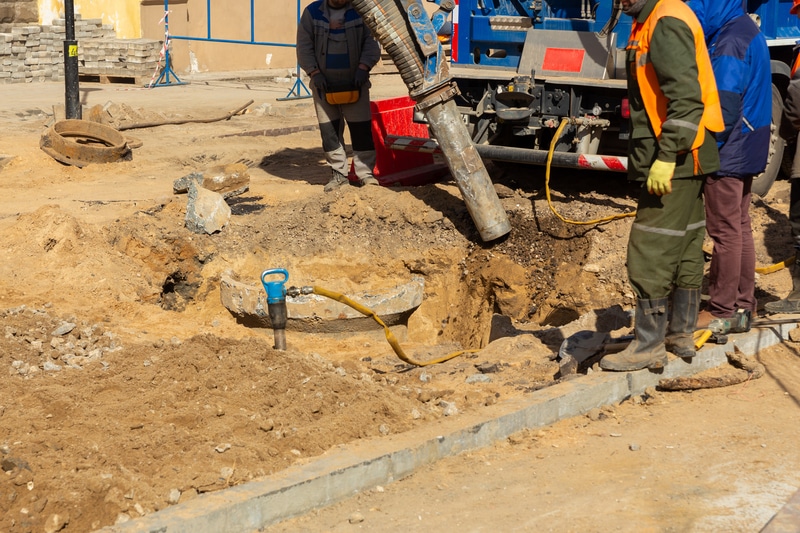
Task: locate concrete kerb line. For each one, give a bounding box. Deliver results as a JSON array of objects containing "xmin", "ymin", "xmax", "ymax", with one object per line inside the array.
[{"xmin": 97, "ymin": 323, "xmax": 796, "ymax": 533}]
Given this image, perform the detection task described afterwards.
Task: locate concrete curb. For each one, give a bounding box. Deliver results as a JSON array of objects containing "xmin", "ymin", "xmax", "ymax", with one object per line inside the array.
[
  {"xmin": 97, "ymin": 323, "xmax": 796, "ymax": 533},
  {"xmin": 763, "ymin": 487, "xmax": 800, "ymax": 532}
]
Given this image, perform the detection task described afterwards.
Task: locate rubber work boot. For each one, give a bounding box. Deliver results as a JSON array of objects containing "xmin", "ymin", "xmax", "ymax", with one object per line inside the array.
[
  {"xmin": 600, "ymin": 297, "xmax": 669, "ymax": 371},
  {"xmin": 324, "ymin": 169, "xmax": 349, "ymax": 193},
  {"xmin": 359, "ymin": 176, "xmax": 379, "ymax": 187},
  {"xmin": 764, "ymin": 259, "xmax": 800, "ymax": 314},
  {"xmin": 665, "ymin": 287, "xmax": 699, "ymax": 358}
]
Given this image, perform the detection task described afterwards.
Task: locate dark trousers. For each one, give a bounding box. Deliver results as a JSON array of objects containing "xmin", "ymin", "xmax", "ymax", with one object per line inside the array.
[
  {"xmin": 704, "ymin": 174, "xmax": 756, "ymax": 316},
  {"xmin": 627, "ymin": 178, "xmax": 706, "ymax": 299},
  {"xmin": 791, "ymin": 177, "xmax": 800, "ymax": 250}
]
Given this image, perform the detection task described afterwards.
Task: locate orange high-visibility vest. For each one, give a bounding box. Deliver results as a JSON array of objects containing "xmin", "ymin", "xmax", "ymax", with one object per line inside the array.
[{"xmin": 627, "ymin": 0, "xmax": 724, "ymax": 152}]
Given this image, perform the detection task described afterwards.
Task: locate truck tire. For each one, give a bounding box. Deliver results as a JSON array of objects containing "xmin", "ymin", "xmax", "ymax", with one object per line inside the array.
[{"xmin": 752, "ymin": 84, "xmax": 786, "ymax": 198}]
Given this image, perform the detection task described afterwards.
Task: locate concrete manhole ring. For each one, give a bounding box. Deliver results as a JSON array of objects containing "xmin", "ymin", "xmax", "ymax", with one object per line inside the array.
[{"xmin": 40, "ymin": 119, "xmax": 131, "ymax": 167}]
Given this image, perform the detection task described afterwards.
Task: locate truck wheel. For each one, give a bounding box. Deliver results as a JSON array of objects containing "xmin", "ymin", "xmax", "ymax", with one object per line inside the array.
[{"xmin": 752, "ymin": 84, "xmax": 786, "ymax": 198}]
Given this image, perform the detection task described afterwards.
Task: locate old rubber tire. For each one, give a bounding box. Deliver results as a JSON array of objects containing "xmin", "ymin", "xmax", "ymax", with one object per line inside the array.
[{"xmin": 752, "ymin": 84, "xmax": 786, "ymax": 198}]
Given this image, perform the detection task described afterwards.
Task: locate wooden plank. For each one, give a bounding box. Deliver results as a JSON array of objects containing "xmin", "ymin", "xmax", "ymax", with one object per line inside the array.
[{"xmin": 79, "ymin": 73, "xmax": 150, "ymax": 86}]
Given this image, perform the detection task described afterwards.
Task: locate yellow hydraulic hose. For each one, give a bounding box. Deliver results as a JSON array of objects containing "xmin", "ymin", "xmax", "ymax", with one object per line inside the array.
[
  {"xmin": 311, "ymin": 286, "xmax": 479, "ymax": 366},
  {"xmin": 544, "ymin": 118, "xmax": 790, "ymax": 276},
  {"xmin": 756, "ymin": 254, "xmax": 795, "ymax": 275},
  {"xmin": 545, "ymin": 118, "xmax": 636, "ymax": 225}
]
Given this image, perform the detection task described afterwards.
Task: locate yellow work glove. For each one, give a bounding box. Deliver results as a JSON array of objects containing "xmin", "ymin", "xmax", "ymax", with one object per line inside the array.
[{"xmin": 646, "ymin": 159, "xmax": 676, "ymax": 196}]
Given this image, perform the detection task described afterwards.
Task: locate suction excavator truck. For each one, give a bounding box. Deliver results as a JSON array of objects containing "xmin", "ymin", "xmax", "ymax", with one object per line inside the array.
[{"xmin": 359, "ymin": 0, "xmax": 800, "ymax": 198}]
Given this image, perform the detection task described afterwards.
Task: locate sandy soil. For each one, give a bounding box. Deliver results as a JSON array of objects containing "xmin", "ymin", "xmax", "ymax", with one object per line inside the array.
[
  {"xmin": 0, "ymin": 72, "xmax": 799, "ymax": 532},
  {"xmin": 265, "ymin": 341, "xmax": 800, "ymax": 533}
]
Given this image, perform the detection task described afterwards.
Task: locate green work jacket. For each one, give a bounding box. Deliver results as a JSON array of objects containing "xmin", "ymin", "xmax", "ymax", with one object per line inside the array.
[{"xmin": 625, "ymin": 0, "xmax": 720, "ymax": 181}]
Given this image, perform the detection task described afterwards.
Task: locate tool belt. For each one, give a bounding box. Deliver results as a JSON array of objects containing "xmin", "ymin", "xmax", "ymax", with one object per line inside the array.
[{"xmin": 325, "ymin": 84, "xmax": 360, "ymax": 106}]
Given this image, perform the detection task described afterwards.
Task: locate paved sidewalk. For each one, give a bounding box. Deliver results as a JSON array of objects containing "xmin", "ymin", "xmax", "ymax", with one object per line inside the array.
[{"xmin": 0, "ymin": 70, "xmax": 408, "ymax": 121}]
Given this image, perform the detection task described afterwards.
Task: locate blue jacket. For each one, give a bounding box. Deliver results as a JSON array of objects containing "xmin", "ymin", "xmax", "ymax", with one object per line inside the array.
[{"xmin": 688, "ymin": 0, "xmax": 772, "ymax": 177}]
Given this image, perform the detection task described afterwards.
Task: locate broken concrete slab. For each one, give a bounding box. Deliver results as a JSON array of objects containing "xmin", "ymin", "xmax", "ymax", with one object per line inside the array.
[
  {"xmin": 220, "ymin": 273, "xmax": 424, "ymax": 332},
  {"xmin": 173, "ymin": 162, "xmax": 251, "ymax": 199},
  {"xmin": 185, "ymin": 182, "xmax": 231, "ymax": 234},
  {"xmin": 763, "ymin": 487, "xmax": 800, "ymax": 532}
]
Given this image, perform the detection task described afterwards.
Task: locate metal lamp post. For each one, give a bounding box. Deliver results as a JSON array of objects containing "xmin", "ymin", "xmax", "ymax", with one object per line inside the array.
[{"xmin": 64, "ymin": 0, "xmax": 81, "ymax": 119}]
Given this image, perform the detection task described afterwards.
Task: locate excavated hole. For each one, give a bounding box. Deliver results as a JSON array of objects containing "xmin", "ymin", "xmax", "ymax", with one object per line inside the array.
[
  {"xmin": 160, "ymin": 270, "xmax": 201, "ymax": 312},
  {"xmin": 151, "ymin": 222, "xmax": 593, "ymax": 352},
  {"xmin": 111, "ymin": 190, "xmax": 613, "ymax": 358}
]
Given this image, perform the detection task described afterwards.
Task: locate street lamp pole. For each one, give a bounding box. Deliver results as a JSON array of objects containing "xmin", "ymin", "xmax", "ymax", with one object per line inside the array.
[{"xmin": 64, "ymin": 0, "xmax": 81, "ymax": 119}]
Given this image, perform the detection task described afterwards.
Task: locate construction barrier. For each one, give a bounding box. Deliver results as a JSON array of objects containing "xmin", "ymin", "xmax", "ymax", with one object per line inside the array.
[
  {"xmin": 349, "ymin": 96, "xmax": 449, "ymax": 186},
  {"xmin": 154, "ymin": 0, "xmax": 310, "ymax": 99}
]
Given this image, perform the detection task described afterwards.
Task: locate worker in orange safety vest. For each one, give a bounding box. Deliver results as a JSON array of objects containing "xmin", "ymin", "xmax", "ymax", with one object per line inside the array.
[{"xmin": 600, "ymin": 0, "xmax": 723, "ymax": 371}]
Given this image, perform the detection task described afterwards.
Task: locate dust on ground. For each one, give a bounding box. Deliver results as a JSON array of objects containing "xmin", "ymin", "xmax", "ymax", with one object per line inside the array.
[{"xmin": 0, "ymin": 72, "xmax": 798, "ymax": 532}]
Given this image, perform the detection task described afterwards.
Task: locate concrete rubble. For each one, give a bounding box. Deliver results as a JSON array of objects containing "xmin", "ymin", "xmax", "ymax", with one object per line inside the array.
[
  {"xmin": 219, "ymin": 274, "xmax": 425, "ymax": 332},
  {"xmin": 173, "ymin": 162, "xmax": 251, "ymax": 199},
  {"xmin": 184, "ymin": 181, "xmax": 231, "ymax": 235}
]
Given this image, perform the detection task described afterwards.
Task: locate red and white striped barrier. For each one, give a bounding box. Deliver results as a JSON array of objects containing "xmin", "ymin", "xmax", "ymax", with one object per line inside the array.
[
  {"xmin": 575, "ymin": 154, "xmax": 628, "ymax": 172},
  {"xmin": 385, "ymin": 134, "xmax": 629, "ymax": 172},
  {"xmin": 384, "ymin": 135, "xmax": 441, "ymax": 154}
]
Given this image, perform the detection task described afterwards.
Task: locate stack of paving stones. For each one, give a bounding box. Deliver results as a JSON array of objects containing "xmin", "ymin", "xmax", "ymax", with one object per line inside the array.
[{"xmin": 0, "ymin": 14, "xmax": 162, "ymax": 84}]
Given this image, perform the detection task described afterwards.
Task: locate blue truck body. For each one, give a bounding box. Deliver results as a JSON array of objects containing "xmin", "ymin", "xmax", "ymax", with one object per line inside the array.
[
  {"xmin": 426, "ymin": 0, "xmax": 800, "ymax": 190},
  {"xmin": 450, "ymin": 1, "xmax": 800, "ymax": 69}
]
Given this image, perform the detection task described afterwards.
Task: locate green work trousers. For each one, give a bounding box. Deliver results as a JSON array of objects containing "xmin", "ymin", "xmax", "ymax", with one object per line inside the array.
[{"xmin": 627, "ymin": 177, "xmax": 706, "ymax": 299}]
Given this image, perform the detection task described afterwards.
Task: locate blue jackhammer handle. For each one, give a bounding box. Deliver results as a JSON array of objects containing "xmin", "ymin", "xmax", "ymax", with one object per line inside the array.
[{"xmin": 261, "ymin": 268, "xmax": 289, "ymax": 303}]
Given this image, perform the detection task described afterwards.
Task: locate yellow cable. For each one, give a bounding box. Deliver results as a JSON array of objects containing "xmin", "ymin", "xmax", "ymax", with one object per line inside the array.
[
  {"xmin": 755, "ymin": 254, "xmax": 795, "ymax": 275},
  {"xmin": 312, "ymin": 286, "xmax": 479, "ymax": 366},
  {"xmin": 544, "ymin": 118, "xmax": 790, "ymax": 277},
  {"xmin": 545, "ymin": 118, "xmax": 636, "ymax": 225}
]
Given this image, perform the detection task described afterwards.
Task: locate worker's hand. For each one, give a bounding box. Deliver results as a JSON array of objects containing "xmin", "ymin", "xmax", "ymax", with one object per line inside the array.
[
  {"xmin": 646, "ymin": 159, "xmax": 676, "ymax": 196},
  {"xmin": 354, "ymin": 68, "xmax": 370, "ymax": 89},
  {"xmin": 310, "ymin": 72, "xmax": 327, "ymax": 95}
]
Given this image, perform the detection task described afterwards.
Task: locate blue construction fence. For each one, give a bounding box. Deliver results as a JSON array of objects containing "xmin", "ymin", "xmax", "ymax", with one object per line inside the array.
[{"xmin": 153, "ymin": 0, "xmax": 310, "ymax": 100}]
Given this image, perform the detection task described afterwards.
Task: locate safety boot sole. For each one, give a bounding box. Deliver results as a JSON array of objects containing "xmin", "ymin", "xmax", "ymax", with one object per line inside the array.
[
  {"xmin": 763, "ymin": 299, "xmax": 800, "ymax": 314},
  {"xmin": 665, "ymin": 336, "xmax": 695, "ymax": 359},
  {"xmin": 599, "ymin": 353, "xmax": 667, "ymax": 372}
]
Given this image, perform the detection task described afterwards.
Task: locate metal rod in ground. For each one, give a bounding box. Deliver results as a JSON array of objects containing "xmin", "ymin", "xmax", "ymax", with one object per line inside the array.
[
  {"xmin": 268, "ymin": 302, "xmax": 288, "ymax": 351},
  {"xmin": 63, "ymin": 0, "xmax": 81, "ymax": 119},
  {"xmin": 272, "ymin": 329, "xmax": 287, "ymax": 351}
]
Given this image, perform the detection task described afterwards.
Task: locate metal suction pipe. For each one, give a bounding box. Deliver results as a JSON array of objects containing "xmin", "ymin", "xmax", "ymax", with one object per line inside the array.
[
  {"xmin": 352, "ymin": 0, "xmax": 511, "ymax": 241},
  {"xmin": 422, "ymin": 97, "xmax": 511, "ymax": 241}
]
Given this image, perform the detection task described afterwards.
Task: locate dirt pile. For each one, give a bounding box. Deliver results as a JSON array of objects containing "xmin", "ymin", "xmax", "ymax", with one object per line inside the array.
[{"xmin": 0, "ymin": 74, "xmax": 796, "ymax": 532}]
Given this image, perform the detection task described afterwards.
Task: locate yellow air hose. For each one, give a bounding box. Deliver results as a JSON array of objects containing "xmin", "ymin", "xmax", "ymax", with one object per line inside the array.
[
  {"xmin": 756, "ymin": 254, "xmax": 795, "ymax": 275},
  {"xmin": 311, "ymin": 286, "xmax": 480, "ymax": 367},
  {"xmin": 545, "ymin": 119, "xmax": 790, "ymax": 275},
  {"xmin": 545, "ymin": 118, "xmax": 636, "ymax": 225}
]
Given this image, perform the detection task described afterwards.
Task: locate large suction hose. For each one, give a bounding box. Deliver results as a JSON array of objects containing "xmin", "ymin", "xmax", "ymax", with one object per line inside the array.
[
  {"xmin": 352, "ymin": 0, "xmax": 511, "ymax": 242},
  {"xmin": 352, "ymin": 0, "xmax": 426, "ymax": 93},
  {"xmin": 425, "ymin": 100, "xmax": 512, "ymax": 240}
]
